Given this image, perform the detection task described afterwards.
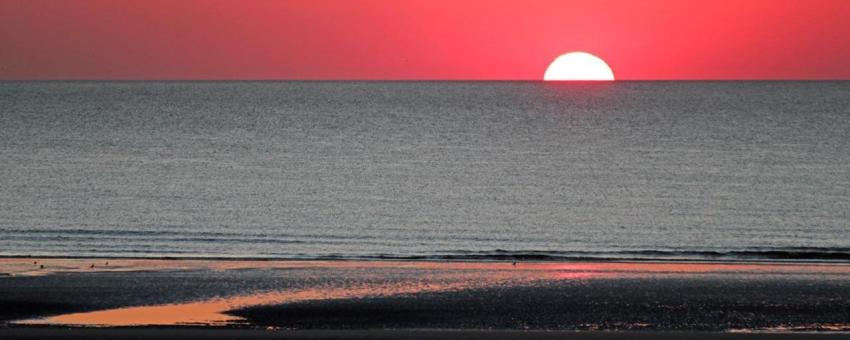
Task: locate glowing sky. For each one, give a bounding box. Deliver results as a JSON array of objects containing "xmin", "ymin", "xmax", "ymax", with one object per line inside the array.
[{"xmin": 1, "ymin": 0, "xmax": 849, "ymax": 80}]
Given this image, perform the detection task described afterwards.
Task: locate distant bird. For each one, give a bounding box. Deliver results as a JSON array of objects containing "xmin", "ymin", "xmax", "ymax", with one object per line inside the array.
[
  {"xmin": 33, "ymin": 261, "xmax": 37, "ymax": 265},
  {"xmin": 105, "ymin": 262, "xmax": 109, "ymax": 266},
  {"xmin": 39, "ymin": 265, "xmax": 44, "ymax": 269},
  {"xmin": 90, "ymin": 264, "xmax": 95, "ymax": 269},
  {"xmin": 512, "ymin": 261, "xmax": 517, "ymax": 266}
]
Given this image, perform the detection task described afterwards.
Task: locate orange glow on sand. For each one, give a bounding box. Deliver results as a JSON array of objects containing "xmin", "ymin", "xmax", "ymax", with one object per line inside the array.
[
  {"xmin": 18, "ymin": 283, "xmax": 491, "ymax": 327},
  {"xmin": 7, "ymin": 258, "xmax": 850, "ymax": 327}
]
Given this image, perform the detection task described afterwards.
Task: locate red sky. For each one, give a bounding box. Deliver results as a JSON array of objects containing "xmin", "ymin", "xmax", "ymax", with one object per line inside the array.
[{"xmin": 2, "ymin": 0, "xmax": 849, "ymax": 80}]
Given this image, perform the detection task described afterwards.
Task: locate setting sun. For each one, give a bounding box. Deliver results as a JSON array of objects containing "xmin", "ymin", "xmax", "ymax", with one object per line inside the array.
[
  {"xmin": 544, "ymin": 52, "xmax": 615, "ymax": 81},
  {"xmin": 2, "ymin": 1, "xmax": 850, "ymax": 336}
]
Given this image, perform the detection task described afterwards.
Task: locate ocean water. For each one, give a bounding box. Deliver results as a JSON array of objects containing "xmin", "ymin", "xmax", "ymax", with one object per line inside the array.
[{"xmin": 1, "ymin": 81, "xmax": 848, "ymax": 261}]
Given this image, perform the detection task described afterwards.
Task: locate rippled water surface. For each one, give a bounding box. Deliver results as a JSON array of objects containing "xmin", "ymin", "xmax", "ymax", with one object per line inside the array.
[{"xmin": 1, "ymin": 81, "xmax": 848, "ymax": 260}]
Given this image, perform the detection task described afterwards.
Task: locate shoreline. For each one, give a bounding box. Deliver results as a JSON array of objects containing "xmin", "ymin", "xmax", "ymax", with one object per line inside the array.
[
  {"xmin": 3, "ymin": 254, "xmax": 850, "ymax": 265},
  {"xmin": 4, "ymin": 257, "xmax": 850, "ymax": 277}
]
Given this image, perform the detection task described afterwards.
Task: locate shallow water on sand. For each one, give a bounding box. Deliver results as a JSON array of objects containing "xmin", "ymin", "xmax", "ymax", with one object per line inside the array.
[{"xmin": 1, "ymin": 81, "xmax": 849, "ymax": 261}]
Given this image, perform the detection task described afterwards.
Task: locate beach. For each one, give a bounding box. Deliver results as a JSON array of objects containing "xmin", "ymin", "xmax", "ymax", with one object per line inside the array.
[{"xmin": 2, "ymin": 258, "xmax": 850, "ymax": 337}]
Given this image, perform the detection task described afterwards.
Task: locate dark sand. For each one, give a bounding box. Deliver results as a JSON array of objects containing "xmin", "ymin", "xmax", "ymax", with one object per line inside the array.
[
  {"xmin": 2, "ymin": 328, "xmax": 850, "ymax": 340},
  {"xmin": 2, "ymin": 259, "xmax": 850, "ymax": 334},
  {"xmin": 233, "ymin": 276, "xmax": 850, "ymax": 331}
]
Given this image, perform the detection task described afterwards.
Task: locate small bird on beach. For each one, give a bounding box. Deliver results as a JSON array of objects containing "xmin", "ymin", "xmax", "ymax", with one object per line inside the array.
[
  {"xmin": 90, "ymin": 264, "xmax": 95, "ymax": 269},
  {"xmin": 39, "ymin": 265, "xmax": 44, "ymax": 269},
  {"xmin": 105, "ymin": 262, "xmax": 109, "ymax": 266},
  {"xmin": 512, "ymin": 261, "xmax": 517, "ymax": 266}
]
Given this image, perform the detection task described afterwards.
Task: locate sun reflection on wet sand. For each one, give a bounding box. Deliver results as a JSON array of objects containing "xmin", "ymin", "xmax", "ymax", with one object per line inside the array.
[
  {"xmin": 15, "ymin": 263, "xmax": 548, "ymax": 326},
  {"xmin": 16, "ymin": 277, "xmax": 537, "ymax": 326},
  {"xmin": 22, "ymin": 284, "xmax": 489, "ymax": 327},
  {"xmin": 30, "ymin": 279, "xmax": 505, "ymax": 326},
  {"xmin": 7, "ymin": 258, "xmax": 850, "ymax": 327}
]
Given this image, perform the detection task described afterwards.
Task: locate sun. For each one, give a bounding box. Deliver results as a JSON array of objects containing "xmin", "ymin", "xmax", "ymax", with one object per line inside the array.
[{"xmin": 544, "ymin": 52, "xmax": 615, "ymax": 81}]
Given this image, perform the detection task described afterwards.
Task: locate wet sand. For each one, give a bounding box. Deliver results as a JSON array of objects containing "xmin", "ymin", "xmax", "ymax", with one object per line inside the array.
[
  {"xmin": 2, "ymin": 258, "xmax": 850, "ymax": 333},
  {"xmin": 2, "ymin": 328, "xmax": 850, "ymax": 340}
]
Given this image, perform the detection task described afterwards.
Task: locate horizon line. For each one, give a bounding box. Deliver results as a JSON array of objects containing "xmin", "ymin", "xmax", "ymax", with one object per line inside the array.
[{"xmin": 2, "ymin": 79, "xmax": 850, "ymax": 82}]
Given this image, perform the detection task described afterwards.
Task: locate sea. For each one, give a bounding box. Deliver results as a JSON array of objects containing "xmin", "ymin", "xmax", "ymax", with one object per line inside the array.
[{"xmin": 1, "ymin": 81, "xmax": 848, "ymax": 262}]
